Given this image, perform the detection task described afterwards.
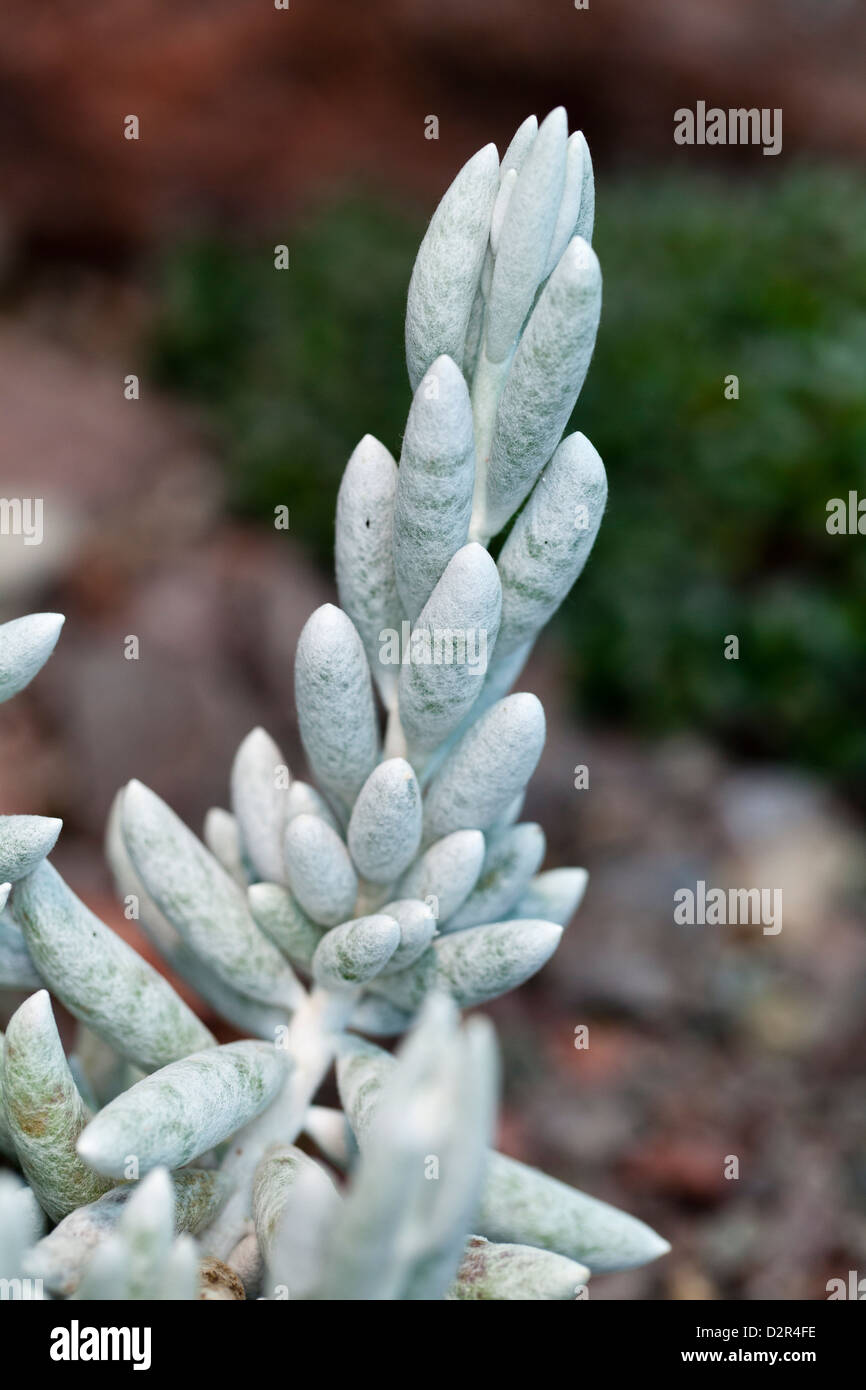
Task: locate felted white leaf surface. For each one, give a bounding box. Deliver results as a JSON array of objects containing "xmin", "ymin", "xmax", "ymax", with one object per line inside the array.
[
  {"xmin": 371, "ymin": 918, "xmax": 561, "ymax": 1012},
  {"xmin": 508, "ymin": 867, "xmax": 588, "ymax": 927},
  {"xmin": 405, "ymin": 143, "xmax": 499, "ymax": 391},
  {"xmin": 393, "ymin": 355, "xmax": 476, "ymax": 624},
  {"xmin": 481, "ymin": 236, "xmax": 601, "ymax": 539},
  {"xmin": 0, "ymin": 815, "xmax": 62, "ymax": 883},
  {"xmin": 397, "ymin": 543, "xmax": 502, "ymax": 761},
  {"xmin": 394, "ymin": 829, "xmax": 485, "ymax": 925},
  {"xmin": 448, "ymin": 1234, "xmax": 589, "ymax": 1300},
  {"xmin": 422, "ymin": 693, "xmax": 546, "ymax": 842},
  {"xmin": 77, "ymin": 1042, "xmax": 289, "ymax": 1178},
  {"xmin": 13, "ymin": 861, "xmax": 215, "ymax": 1071},
  {"xmin": 230, "ymin": 726, "xmax": 292, "ymax": 885},
  {"xmin": 335, "ymin": 434, "xmax": 403, "ymax": 705},
  {"xmin": 311, "ymin": 914, "xmax": 401, "ymax": 990},
  {"xmin": 0, "ymin": 612, "xmax": 64, "ymax": 704},
  {"xmin": 485, "ymin": 106, "xmax": 568, "ymax": 363},
  {"xmin": 294, "ymin": 604, "xmax": 380, "ymax": 817},
  {"xmin": 3, "ymin": 990, "xmax": 113, "ymax": 1221},
  {"xmin": 121, "ymin": 779, "xmax": 296, "ymax": 1007},
  {"xmin": 284, "ymin": 813, "xmax": 358, "ymax": 927},
  {"xmin": 494, "ymin": 430, "xmax": 607, "ymax": 659},
  {"xmin": 347, "ymin": 759, "xmax": 422, "ymax": 883},
  {"xmin": 443, "ymin": 822, "xmax": 546, "ymax": 933},
  {"xmin": 499, "ymin": 114, "xmax": 538, "ymax": 178},
  {"xmin": 543, "ymin": 129, "xmax": 586, "ymax": 277}
]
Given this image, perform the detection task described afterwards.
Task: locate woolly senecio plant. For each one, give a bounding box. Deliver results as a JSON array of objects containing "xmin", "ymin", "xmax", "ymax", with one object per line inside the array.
[{"xmin": 0, "ymin": 110, "xmax": 670, "ymax": 1301}]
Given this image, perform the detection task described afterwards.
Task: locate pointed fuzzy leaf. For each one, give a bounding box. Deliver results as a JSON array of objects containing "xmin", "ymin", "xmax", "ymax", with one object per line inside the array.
[
  {"xmin": 336, "ymin": 1036, "xmax": 669, "ymax": 1275},
  {"xmin": 0, "ymin": 815, "xmax": 62, "ymax": 883},
  {"xmin": 77, "ymin": 1041, "xmax": 289, "ymax": 1179},
  {"xmin": 284, "ymin": 780, "xmax": 340, "ymax": 834},
  {"xmin": 248, "ymin": 880, "xmax": 325, "ymax": 970},
  {"xmin": 455, "ymin": 637, "xmax": 534, "ymax": 746},
  {"xmin": 500, "ymin": 114, "xmax": 537, "ymax": 177},
  {"xmin": 203, "ymin": 807, "xmax": 246, "ymax": 885},
  {"xmin": 0, "ymin": 1173, "xmax": 43, "ymax": 1283},
  {"xmin": 320, "ymin": 997, "xmax": 498, "ymax": 1300},
  {"xmin": 2, "ymin": 991, "xmax": 114, "ymax": 1221},
  {"xmin": 106, "ymin": 791, "xmax": 299, "ymax": 1032},
  {"xmin": 481, "ymin": 236, "xmax": 602, "ymax": 539},
  {"xmin": 400, "ymin": 1011, "xmax": 499, "ymax": 1300},
  {"xmin": 397, "ymin": 544, "xmax": 501, "ymax": 761},
  {"xmin": 65, "ymin": 1176, "xmax": 185, "ymax": 1302},
  {"xmin": 121, "ymin": 779, "xmax": 296, "ymax": 1007},
  {"xmin": 393, "ymin": 355, "xmax": 477, "ymax": 624},
  {"xmin": 544, "ymin": 130, "xmax": 586, "ymax": 277},
  {"xmin": 377, "ymin": 898, "xmax": 437, "ymax": 974},
  {"xmin": 448, "ymin": 1235, "xmax": 589, "ymax": 1300},
  {"xmin": 0, "ymin": 908, "xmax": 40, "ymax": 989},
  {"xmin": 574, "ymin": 131, "xmax": 595, "ymax": 244},
  {"xmin": 230, "ymin": 726, "xmax": 291, "ymax": 885},
  {"xmin": 509, "ymin": 867, "xmax": 588, "ymax": 926},
  {"xmin": 335, "ymin": 434, "xmax": 403, "ymax": 705},
  {"xmin": 490, "ymin": 168, "xmax": 518, "ymax": 257},
  {"xmin": 405, "ymin": 143, "xmax": 499, "ymax": 391},
  {"xmin": 73, "ymin": 1232, "xmax": 131, "ymax": 1300},
  {"xmin": 73, "ymin": 1234, "xmax": 130, "ymax": 1295},
  {"xmin": 0, "ymin": 612, "xmax": 64, "ymax": 703},
  {"xmin": 444, "ymin": 823, "xmax": 546, "ymax": 932},
  {"xmin": 295, "ymin": 604, "xmax": 380, "ymax": 817},
  {"xmin": 198, "ymin": 986, "xmax": 359, "ymax": 1262},
  {"xmin": 264, "ymin": 1148, "xmax": 343, "ymax": 1300},
  {"xmin": 371, "ymin": 917, "xmax": 561, "ymax": 1012},
  {"xmin": 420, "ymin": 636, "xmax": 534, "ymax": 787},
  {"xmin": 253, "ymin": 1144, "xmax": 341, "ymax": 1266},
  {"xmin": 395, "ymin": 829, "xmax": 485, "ymax": 926},
  {"xmin": 311, "ymin": 914, "xmax": 400, "ymax": 990},
  {"xmin": 478, "ymin": 1151, "xmax": 670, "ymax": 1273},
  {"xmin": 284, "ymin": 814, "xmax": 358, "ymax": 927},
  {"xmin": 347, "ymin": 759, "xmax": 422, "ymax": 884},
  {"xmin": 485, "ymin": 107, "xmax": 568, "ymax": 363},
  {"xmin": 336, "ymin": 1035, "xmax": 394, "ymax": 1144},
  {"xmin": 26, "ymin": 1169, "xmax": 228, "ymax": 1297},
  {"xmin": 161, "ymin": 1234, "xmax": 200, "ymax": 1300},
  {"xmin": 422, "ymin": 693, "xmax": 545, "ymax": 842},
  {"xmin": 495, "ymin": 431, "xmax": 607, "ymax": 659},
  {"xmin": 12, "ymin": 861, "xmax": 214, "ymax": 1071},
  {"xmin": 106, "ymin": 1167, "xmax": 175, "ymax": 1300},
  {"xmin": 463, "ymin": 283, "xmax": 486, "ymax": 384}
]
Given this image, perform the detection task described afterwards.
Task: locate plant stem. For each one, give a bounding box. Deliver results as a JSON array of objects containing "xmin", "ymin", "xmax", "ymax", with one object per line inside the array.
[
  {"xmin": 384, "ymin": 704, "xmax": 408, "ymax": 759},
  {"xmin": 201, "ymin": 986, "xmax": 357, "ymax": 1260}
]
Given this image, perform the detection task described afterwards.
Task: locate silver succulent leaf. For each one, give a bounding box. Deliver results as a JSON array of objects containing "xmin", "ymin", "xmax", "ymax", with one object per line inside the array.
[
  {"xmin": 0, "ymin": 612, "xmax": 64, "ymax": 704},
  {"xmin": 0, "ymin": 114, "xmax": 671, "ymax": 1298}
]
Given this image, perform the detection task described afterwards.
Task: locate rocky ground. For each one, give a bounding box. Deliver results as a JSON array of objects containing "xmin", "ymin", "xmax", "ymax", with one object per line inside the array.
[{"xmin": 2, "ymin": 314, "xmax": 864, "ymax": 1300}]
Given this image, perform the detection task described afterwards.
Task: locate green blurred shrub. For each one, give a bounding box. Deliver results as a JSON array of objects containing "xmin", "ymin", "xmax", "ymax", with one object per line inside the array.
[
  {"xmin": 149, "ymin": 197, "xmax": 419, "ymax": 561},
  {"xmin": 149, "ymin": 170, "xmax": 866, "ymax": 787}
]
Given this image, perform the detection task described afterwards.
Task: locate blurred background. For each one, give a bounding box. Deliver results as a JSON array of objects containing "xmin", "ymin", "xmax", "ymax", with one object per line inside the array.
[{"xmin": 1, "ymin": 0, "xmax": 865, "ymax": 1299}]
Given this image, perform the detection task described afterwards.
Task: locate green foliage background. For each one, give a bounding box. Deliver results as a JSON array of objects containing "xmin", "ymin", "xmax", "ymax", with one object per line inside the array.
[{"xmin": 149, "ymin": 170, "xmax": 866, "ymax": 790}]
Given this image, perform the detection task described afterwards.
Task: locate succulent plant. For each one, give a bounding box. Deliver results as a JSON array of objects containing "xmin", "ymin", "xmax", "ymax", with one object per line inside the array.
[{"xmin": 0, "ymin": 110, "xmax": 669, "ymax": 1301}]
